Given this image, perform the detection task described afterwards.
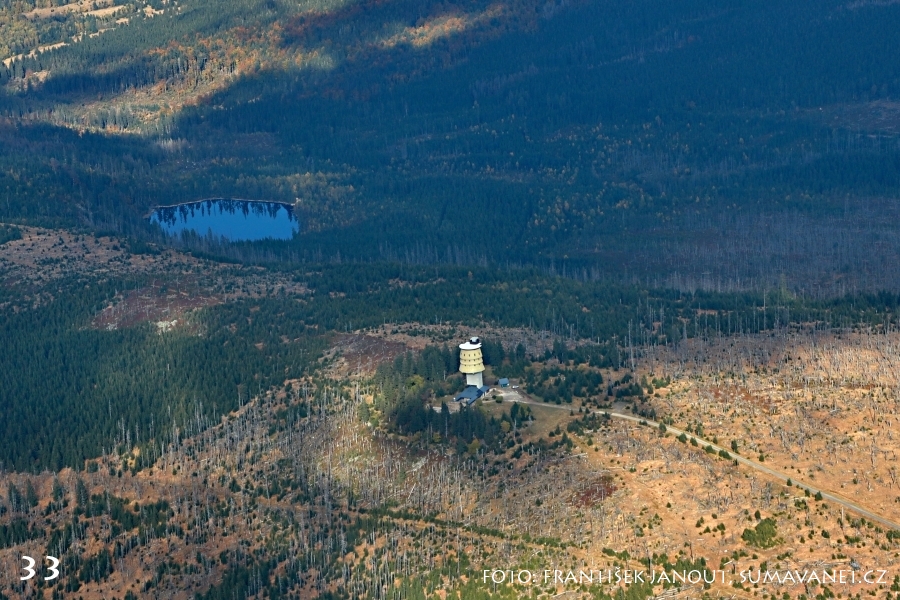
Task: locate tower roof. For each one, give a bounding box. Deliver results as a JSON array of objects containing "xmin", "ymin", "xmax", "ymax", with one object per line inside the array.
[{"xmin": 459, "ymin": 336, "xmax": 481, "ymax": 350}]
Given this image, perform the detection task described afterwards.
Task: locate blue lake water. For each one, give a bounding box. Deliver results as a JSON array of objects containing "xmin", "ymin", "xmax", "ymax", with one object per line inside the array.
[{"xmin": 150, "ymin": 200, "xmax": 300, "ymax": 241}]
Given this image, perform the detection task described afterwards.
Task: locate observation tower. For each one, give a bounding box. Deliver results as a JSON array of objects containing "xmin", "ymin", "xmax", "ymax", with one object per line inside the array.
[{"xmin": 459, "ymin": 337, "xmax": 485, "ymax": 388}]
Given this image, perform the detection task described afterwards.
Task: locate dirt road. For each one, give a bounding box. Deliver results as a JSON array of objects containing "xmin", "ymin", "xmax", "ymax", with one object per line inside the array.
[{"xmin": 509, "ymin": 395, "xmax": 900, "ymax": 532}]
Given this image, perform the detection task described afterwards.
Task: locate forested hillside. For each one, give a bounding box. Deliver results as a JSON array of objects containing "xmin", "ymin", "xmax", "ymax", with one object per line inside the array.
[
  {"xmin": 0, "ymin": 276, "xmax": 329, "ymax": 471},
  {"xmin": 5, "ymin": 258, "xmax": 900, "ymax": 473},
  {"xmin": 5, "ymin": 252, "xmax": 900, "ymax": 597},
  {"xmin": 1, "ymin": 0, "xmax": 900, "ymax": 293}
]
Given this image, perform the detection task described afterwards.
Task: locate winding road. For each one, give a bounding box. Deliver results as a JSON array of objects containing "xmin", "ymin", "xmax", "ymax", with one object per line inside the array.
[{"xmin": 509, "ymin": 394, "xmax": 900, "ymax": 532}]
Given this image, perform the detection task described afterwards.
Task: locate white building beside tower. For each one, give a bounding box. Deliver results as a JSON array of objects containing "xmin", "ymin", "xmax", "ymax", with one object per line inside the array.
[{"xmin": 459, "ymin": 337, "xmax": 485, "ymax": 388}]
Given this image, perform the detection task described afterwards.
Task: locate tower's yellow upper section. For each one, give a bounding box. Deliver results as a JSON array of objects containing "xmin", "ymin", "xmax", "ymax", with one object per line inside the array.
[
  {"xmin": 459, "ymin": 348, "xmax": 484, "ymax": 374},
  {"xmin": 459, "ymin": 337, "xmax": 484, "ymax": 374}
]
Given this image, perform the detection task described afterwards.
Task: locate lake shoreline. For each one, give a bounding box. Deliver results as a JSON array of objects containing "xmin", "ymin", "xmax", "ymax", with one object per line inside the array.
[
  {"xmin": 149, "ymin": 198, "xmax": 300, "ymax": 241},
  {"xmin": 145, "ymin": 198, "xmax": 297, "ymax": 219}
]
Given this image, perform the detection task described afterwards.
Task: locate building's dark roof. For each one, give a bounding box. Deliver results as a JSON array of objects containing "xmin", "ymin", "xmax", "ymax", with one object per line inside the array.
[
  {"xmin": 498, "ymin": 378, "xmax": 509, "ymax": 386},
  {"xmin": 478, "ymin": 385, "xmax": 490, "ymax": 394},
  {"xmin": 454, "ymin": 387, "xmax": 480, "ymax": 402}
]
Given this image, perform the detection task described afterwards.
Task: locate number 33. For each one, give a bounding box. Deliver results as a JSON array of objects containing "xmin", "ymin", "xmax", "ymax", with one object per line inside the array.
[{"xmin": 20, "ymin": 556, "xmax": 59, "ymax": 581}]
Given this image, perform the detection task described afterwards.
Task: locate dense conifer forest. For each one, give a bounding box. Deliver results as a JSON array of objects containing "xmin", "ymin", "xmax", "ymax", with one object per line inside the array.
[{"xmin": 0, "ymin": 277, "xmax": 329, "ymax": 471}]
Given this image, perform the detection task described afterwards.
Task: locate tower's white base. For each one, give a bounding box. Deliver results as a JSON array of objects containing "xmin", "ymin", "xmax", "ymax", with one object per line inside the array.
[{"xmin": 466, "ymin": 372, "xmax": 484, "ymax": 388}]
